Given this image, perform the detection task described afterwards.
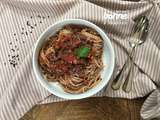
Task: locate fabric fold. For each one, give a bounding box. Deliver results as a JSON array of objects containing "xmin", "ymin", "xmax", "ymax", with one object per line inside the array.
[{"xmin": 141, "ymin": 89, "xmax": 160, "ymax": 119}]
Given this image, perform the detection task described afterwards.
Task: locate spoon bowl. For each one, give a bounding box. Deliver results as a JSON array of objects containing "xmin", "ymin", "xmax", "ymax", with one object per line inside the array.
[{"xmin": 122, "ymin": 16, "xmax": 149, "ymax": 92}]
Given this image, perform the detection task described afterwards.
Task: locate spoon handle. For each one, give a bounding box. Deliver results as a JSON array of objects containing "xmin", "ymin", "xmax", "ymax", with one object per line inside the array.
[
  {"xmin": 111, "ymin": 59, "xmax": 128, "ymax": 90},
  {"xmin": 111, "ymin": 47, "xmax": 135, "ymax": 90}
]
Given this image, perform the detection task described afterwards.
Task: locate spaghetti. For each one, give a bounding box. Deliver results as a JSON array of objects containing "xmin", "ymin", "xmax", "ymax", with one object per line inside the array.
[{"xmin": 38, "ymin": 25, "xmax": 103, "ymax": 93}]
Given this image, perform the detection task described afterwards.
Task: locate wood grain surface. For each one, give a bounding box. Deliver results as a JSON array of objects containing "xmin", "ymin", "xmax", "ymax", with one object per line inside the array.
[{"xmin": 20, "ymin": 97, "xmax": 145, "ymax": 120}]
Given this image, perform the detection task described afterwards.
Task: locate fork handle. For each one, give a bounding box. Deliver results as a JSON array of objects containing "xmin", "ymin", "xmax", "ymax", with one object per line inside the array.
[
  {"xmin": 122, "ymin": 47, "xmax": 136, "ymax": 92},
  {"xmin": 122, "ymin": 58, "xmax": 134, "ymax": 92},
  {"xmin": 111, "ymin": 46, "xmax": 136, "ymax": 90}
]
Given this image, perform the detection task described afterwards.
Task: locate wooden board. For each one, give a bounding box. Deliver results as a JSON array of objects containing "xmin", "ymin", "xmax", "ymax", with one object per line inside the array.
[{"xmin": 20, "ymin": 97, "xmax": 145, "ymax": 120}]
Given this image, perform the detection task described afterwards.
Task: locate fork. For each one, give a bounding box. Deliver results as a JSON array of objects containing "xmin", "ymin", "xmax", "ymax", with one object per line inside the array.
[{"xmin": 111, "ymin": 16, "xmax": 149, "ymax": 91}]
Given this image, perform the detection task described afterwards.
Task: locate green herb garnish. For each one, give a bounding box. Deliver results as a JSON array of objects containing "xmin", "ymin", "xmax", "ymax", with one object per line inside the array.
[{"xmin": 75, "ymin": 46, "xmax": 91, "ymax": 58}]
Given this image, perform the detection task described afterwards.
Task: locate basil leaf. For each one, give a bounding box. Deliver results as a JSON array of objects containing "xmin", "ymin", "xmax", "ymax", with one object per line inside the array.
[{"xmin": 75, "ymin": 46, "xmax": 91, "ymax": 58}]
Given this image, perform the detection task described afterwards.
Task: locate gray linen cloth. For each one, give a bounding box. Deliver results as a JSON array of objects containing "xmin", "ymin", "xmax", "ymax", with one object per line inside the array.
[{"xmin": 0, "ymin": 0, "xmax": 160, "ymax": 119}]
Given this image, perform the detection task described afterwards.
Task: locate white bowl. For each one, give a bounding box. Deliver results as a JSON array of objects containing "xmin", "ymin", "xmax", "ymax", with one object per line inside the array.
[{"xmin": 33, "ymin": 19, "xmax": 115, "ymax": 100}]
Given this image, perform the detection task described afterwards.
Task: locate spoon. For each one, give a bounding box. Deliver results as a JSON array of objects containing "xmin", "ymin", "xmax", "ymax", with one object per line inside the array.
[
  {"xmin": 122, "ymin": 16, "xmax": 149, "ymax": 92},
  {"xmin": 111, "ymin": 16, "xmax": 149, "ymax": 91}
]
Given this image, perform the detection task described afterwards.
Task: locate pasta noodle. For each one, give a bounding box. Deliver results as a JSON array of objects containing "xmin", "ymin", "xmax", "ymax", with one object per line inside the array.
[{"xmin": 38, "ymin": 25, "xmax": 103, "ymax": 93}]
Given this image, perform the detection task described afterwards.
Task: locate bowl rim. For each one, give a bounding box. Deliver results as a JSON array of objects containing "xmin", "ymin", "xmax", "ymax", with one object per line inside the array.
[{"xmin": 33, "ymin": 18, "xmax": 115, "ymax": 100}]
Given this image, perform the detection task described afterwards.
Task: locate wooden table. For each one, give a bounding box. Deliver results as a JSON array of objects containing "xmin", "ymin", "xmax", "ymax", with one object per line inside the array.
[{"xmin": 21, "ymin": 97, "xmax": 145, "ymax": 120}]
